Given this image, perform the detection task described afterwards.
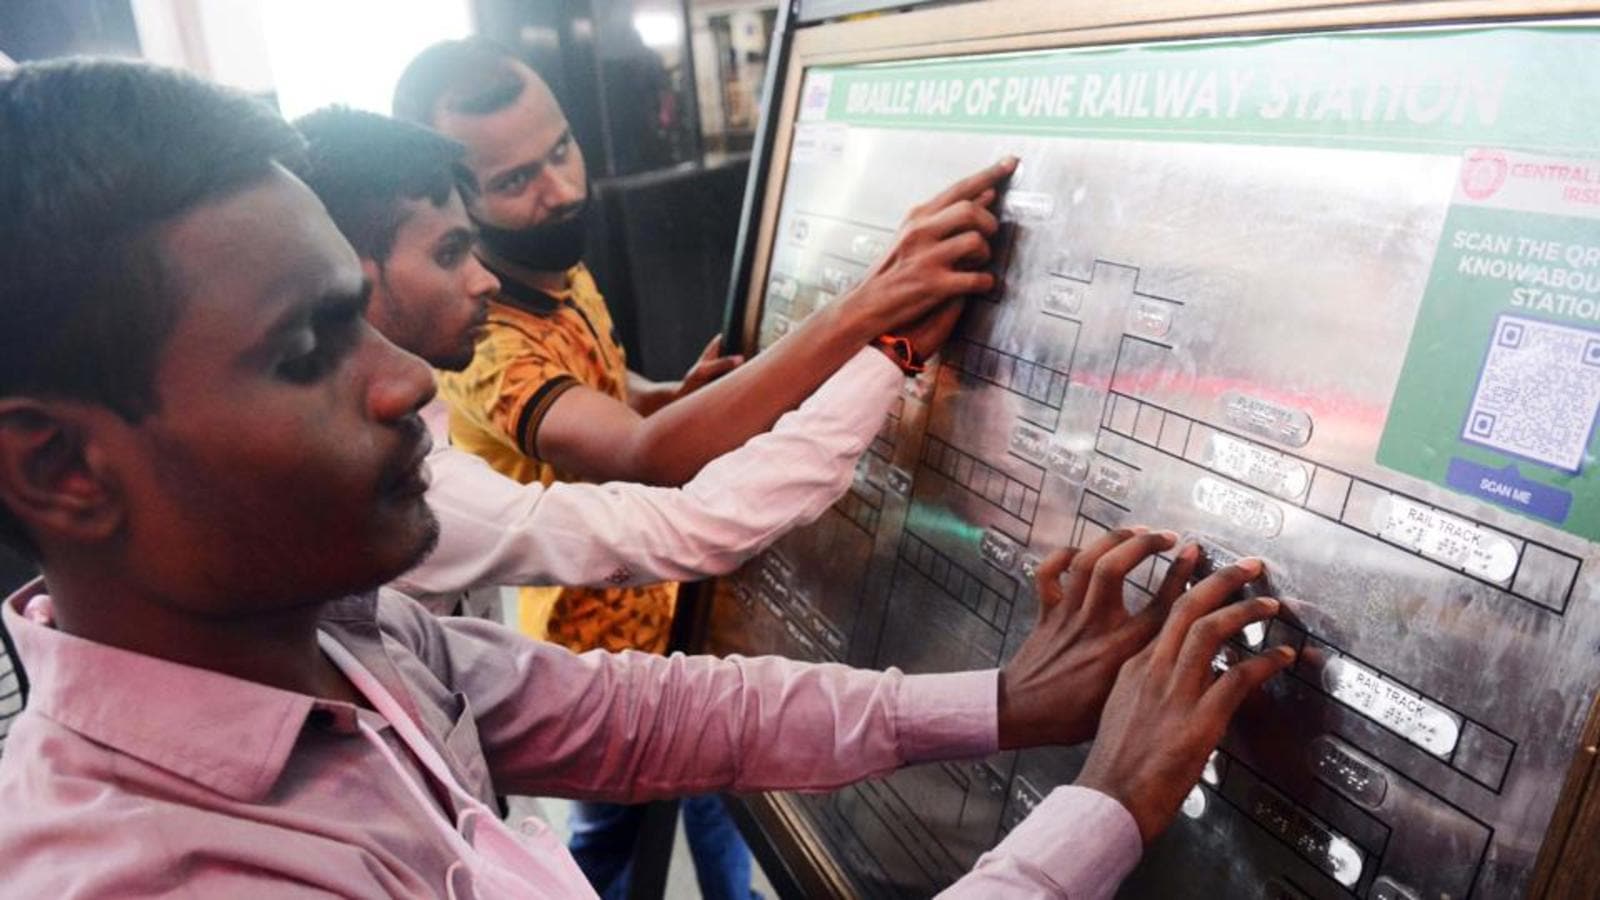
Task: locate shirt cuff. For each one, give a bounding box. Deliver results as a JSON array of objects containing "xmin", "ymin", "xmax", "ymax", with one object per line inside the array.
[
  {"xmin": 854, "ymin": 344, "xmax": 906, "ymax": 383},
  {"xmin": 988, "ymin": 785, "xmax": 1142, "ymax": 898},
  {"xmin": 895, "ymin": 669, "xmax": 999, "ymax": 764},
  {"xmin": 810, "ymin": 347, "xmax": 902, "ymax": 412}
]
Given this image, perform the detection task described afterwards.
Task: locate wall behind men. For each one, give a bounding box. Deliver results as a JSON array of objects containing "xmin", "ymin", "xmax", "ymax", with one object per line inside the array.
[
  {"xmin": 0, "ymin": 0, "xmax": 140, "ymax": 61},
  {"xmin": 587, "ymin": 154, "xmax": 752, "ymax": 380}
]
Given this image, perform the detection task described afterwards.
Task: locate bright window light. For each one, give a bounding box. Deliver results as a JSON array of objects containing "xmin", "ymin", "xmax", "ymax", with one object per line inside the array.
[
  {"xmin": 633, "ymin": 12, "xmax": 683, "ymax": 50},
  {"xmin": 261, "ymin": 0, "xmax": 473, "ymax": 119}
]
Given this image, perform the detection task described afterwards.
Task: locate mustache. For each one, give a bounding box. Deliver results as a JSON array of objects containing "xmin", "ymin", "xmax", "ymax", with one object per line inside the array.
[
  {"xmin": 376, "ymin": 415, "xmax": 432, "ymax": 492},
  {"xmin": 543, "ymin": 199, "xmax": 586, "ymax": 225}
]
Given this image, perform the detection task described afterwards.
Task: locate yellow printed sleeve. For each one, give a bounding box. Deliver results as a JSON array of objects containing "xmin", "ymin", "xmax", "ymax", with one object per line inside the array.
[{"xmin": 437, "ymin": 319, "xmax": 582, "ymax": 463}]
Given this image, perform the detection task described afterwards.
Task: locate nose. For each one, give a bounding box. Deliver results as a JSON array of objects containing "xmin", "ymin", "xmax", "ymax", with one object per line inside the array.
[
  {"xmin": 365, "ymin": 327, "xmax": 436, "ymax": 423},
  {"xmin": 467, "ymin": 255, "xmax": 500, "ymax": 300},
  {"xmin": 538, "ymin": 167, "xmax": 584, "ymax": 215}
]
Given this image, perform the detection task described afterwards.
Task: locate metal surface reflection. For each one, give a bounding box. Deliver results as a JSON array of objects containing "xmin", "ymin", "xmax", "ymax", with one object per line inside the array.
[{"xmin": 711, "ymin": 29, "xmax": 1600, "ymax": 900}]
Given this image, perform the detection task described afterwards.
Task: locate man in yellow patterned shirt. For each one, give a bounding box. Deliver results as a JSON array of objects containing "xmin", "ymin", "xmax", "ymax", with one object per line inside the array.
[
  {"xmin": 396, "ymin": 38, "xmax": 1009, "ymax": 899},
  {"xmin": 440, "ymin": 260, "xmax": 691, "ymax": 654}
]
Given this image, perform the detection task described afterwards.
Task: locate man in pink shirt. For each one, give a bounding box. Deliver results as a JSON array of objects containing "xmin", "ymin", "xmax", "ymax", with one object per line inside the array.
[
  {"xmin": 0, "ymin": 59, "xmax": 1294, "ymax": 898},
  {"xmin": 289, "ymin": 101, "xmax": 991, "ymax": 900}
]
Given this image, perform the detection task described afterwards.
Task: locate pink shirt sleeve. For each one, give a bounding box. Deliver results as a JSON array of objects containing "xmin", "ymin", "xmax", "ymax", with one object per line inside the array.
[
  {"xmin": 940, "ymin": 786, "xmax": 1143, "ymax": 899},
  {"xmin": 390, "ymin": 596, "xmax": 1142, "ymax": 897},
  {"xmin": 394, "ymin": 348, "xmax": 901, "ymax": 598},
  {"xmin": 414, "ymin": 611, "xmax": 998, "ymax": 799}
]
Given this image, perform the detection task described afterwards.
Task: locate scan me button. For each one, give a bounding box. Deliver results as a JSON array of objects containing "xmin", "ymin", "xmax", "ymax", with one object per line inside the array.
[{"xmin": 1445, "ymin": 457, "xmax": 1573, "ymax": 524}]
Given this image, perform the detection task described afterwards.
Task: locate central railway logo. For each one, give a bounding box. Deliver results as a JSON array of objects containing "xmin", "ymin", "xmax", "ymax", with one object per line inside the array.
[{"xmin": 1461, "ymin": 149, "xmax": 1509, "ymax": 200}]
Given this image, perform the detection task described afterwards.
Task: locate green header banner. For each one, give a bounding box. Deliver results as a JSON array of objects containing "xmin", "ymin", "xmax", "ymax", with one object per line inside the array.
[{"xmin": 804, "ymin": 26, "xmax": 1600, "ymax": 154}]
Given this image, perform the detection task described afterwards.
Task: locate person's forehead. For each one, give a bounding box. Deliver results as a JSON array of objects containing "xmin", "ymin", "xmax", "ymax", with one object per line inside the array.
[
  {"xmin": 393, "ymin": 189, "xmax": 472, "ymax": 248},
  {"xmin": 160, "ymin": 166, "xmax": 362, "ymax": 347},
  {"xmin": 435, "ymin": 66, "xmax": 568, "ymax": 177}
]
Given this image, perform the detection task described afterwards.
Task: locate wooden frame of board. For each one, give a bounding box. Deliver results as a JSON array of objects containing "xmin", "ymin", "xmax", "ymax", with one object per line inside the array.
[{"xmin": 716, "ymin": 3, "xmax": 1600, "ymax": 897}]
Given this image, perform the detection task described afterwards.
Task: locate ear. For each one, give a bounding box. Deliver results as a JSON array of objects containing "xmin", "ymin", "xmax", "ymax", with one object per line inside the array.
[
  {"xmin": 0, "ymin": 399, "xmax": 124, "ymax": 550},
  {"xmin": 359, "ymin": 256, "xmax": 383, "ymax": 287},
  {"xmin": 361, "ymin": 256, "xmax": 400, "ymax": 339}
]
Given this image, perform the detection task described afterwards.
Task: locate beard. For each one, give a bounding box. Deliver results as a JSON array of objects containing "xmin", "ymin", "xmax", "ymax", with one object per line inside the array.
[{"xmin": 477, "ymin": 200, "xmax": 591, "ymax": 273}]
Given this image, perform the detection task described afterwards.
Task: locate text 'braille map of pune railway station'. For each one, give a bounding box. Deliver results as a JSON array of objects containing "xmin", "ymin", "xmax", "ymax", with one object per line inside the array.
[{"xmin": 710, "ymin": 24, "xmax": 1600, "ymax": 900}]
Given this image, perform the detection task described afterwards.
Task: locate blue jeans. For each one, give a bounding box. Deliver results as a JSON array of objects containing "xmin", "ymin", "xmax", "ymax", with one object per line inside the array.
[{"xmin": 568, "ymin": 795, "xmax": 758, "ymax": 900}]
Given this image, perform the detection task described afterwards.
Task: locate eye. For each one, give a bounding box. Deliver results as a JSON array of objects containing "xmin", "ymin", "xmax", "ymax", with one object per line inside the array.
[
  {"xmin": 276, "ymin": 305, "xmax": 364, "ymax": 384},
  {"xmin": 435, "ymin": 244, "xmax": 468, "ymax": 268},
  {"xmin": 496, "ymin": 170, "xmax": 530, "ymax": 196},
  {"xmin": 549, "ymin": 135, "xmax": 570, "ymax": 164}
]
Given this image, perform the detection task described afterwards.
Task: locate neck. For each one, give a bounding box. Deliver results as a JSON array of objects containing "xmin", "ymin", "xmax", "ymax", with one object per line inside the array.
[
  {"xmin": 478, "ymin": 245, "xmax": 571, "ymax": 294},
  {"xmin": 39, "ymin": 562, "xmax": 358, "ymax": 702}
]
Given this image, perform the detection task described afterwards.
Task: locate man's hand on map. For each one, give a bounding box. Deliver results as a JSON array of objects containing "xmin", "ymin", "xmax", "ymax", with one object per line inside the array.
[
  {"xmin": 1074, "ymin": 560, "xmax": 1296, "ymax": 844},
  {"xmin": 997, "ymin": 527, "xmax": 1199, "ymax": 750},
  {"xmin": 842, "ymin": 156, "xmax": 1016, "ymax": 340},
  {"xmin": 889, "ymin": 298, "xmax": 966, "ymax": 366}
]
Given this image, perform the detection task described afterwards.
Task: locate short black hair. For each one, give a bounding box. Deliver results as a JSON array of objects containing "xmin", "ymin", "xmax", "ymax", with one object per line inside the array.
[
  {"xmin": 295, "ymin": 106, "xmax": 470, "ymax": 263},
  {"xmin": 0, "ymin": 57, "xmax": 303, "ymax": 555},
  {"xmin": 392, "ymin": 37, "xmax": 525, "ymax": 127}
]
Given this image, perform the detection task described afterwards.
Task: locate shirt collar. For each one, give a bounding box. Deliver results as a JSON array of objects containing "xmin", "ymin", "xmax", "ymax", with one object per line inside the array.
[
  {"xmin": 3, "ymin": 580, "xmax": 373, "ymax": 802},
  {"xmin": 482, "ymin": 259, "xmax": 589, "ymax": 317}
]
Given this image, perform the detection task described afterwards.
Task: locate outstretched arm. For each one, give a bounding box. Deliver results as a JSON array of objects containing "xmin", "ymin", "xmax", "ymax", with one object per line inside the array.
[
  {"xmin": 395, "ymin": 347, "xmax": 900, "ymax": 598},
  {"xmin": 526, "ymin": 159, "xmax": 1014, "ymax": 486}
]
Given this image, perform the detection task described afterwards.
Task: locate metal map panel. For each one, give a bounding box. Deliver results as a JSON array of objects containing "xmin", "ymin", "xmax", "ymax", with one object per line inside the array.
[{"xmin": 712, "ymin": 24, "xmax": 1600, "ymax": 899}]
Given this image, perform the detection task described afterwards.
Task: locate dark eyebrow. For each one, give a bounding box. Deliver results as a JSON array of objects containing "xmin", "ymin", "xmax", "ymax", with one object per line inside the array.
[
  {"xmin": 436, "ymin": 225, "xmax": 476, "ymax": 251},
  {"xmin": 253, "ymin": 278, "xmax": 373, "ymax": 351},
  {"xmin": 486, "ymin": 128, "xmax": 572, "ymax": 191},
  {"xmin": 312, "ymin": 278, "xmax": 374, "ymax": 322},
  {"xmin": 542, "ymin": 127, "xmax": 572, "ymax": 159},
  {"xmin": 489, "ymin": 161, "xmax": 541, "ymax": 192}
]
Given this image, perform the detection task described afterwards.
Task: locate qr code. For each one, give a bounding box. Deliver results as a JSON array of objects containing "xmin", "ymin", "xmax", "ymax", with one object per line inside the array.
[{"xmin": 1461, "ymin": 314, "xmax": 1600, "ymax": 472}]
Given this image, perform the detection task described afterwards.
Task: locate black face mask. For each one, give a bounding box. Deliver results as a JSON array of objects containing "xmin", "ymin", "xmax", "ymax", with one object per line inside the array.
[{"xmin": 477, "ymin": 200, "xmax": 591, "ymax": 273}]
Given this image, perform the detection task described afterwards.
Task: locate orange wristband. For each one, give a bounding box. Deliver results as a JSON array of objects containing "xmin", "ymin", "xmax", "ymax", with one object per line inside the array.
[{"xmin": 875, "ymin": 333, "xmax": 925, "ymax": 374}]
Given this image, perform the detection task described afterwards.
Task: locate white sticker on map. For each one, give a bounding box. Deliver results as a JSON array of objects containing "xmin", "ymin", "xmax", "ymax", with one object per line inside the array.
[
  {"xmin": 1241, "ymin": 621, "xmax": 1266, "ymax": 648},
  {"xmin": 1321, "ymin": 656, "xmax": 1461, "ymax": 757},
  {"xmin": 1221, "ymin": 392, "xmax": 1313, "ymax": 448},
  {"xmin": 1192, "ymin": 477, "xmax": 1283, "ymax": 537},
  {"xmin": 1009, "ymin": 421, "xmax": 1049, "ymax": 464},
  {"xmin": 1046, "ymin": 438, "xmax": 1090, "ymax": 482},
  {"xmin": 1373, "ymin": 495, "xmax": 1519, "ymax": 583},
  {"xmin": 849, "ymin": 233, "xmax": 887, "ymax": 262},
  {"xmin": 1462, "ymin": 314, "xmax": 1600, "ymax": 473},
  {"xmin": 979, "ymin": 528, "xmax": 1020, "ymax": 572},
  {"xmin": 1001, "ymin": 190, "xmax": 1056, "ymax": 222},
  {"xmin": 769, "ymin": 276, "xmax": 798, "ymax": 302},
  {"xmin": 1248, "ymin": 785, "xmax": 1365, "ymax": 888},
  {"xmin": 1324, "ymin": 835, "xmax": 1365, "ymax": 888},
  {"xmin": 1206, "ymin": 433, "xmax": 1310, "ymax": 500},
  {"xmin": 821, "ymin": 265, "xmax": 860, "ymax": 294},
  {"xmin": 1088, "ymin": 460, "xmax": 1134, "ymax": 501},
  {"xmin": 1041, "ymin": 281, "xmax": 1084, "ymax": 318},
  {"xmin": 1127, "ymin": 298, "xmax": 1176, "ymax": 340}
]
